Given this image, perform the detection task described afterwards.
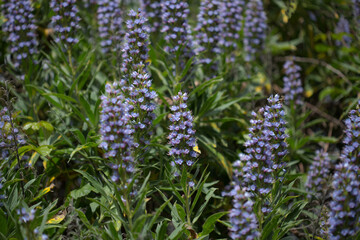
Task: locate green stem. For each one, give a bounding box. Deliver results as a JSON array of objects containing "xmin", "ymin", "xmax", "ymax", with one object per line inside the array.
[
  {"xmin": 174, "ymin": 51, "xmax": 181, "ymax": 90},
  {"xmin": 120, "ymin": 160, "xmax": 133, "ymax": 232},
  {"xmin": 126, "ymin": 195, "xmax": 133, "ymax": 231},
  {"xmin": 185, "ymin": 185, "xmax": 191, "ymax": 226},
  {"xmin": 67, "ymin": 49, "xmax": 78, "ymax": 94},
  {"xmin": 68, "ymin": 49, "xmax": 75, "ymax": 77},
  {"xmin": 258, "ymin": 203, "xmax": 263, "ymax": 232}
]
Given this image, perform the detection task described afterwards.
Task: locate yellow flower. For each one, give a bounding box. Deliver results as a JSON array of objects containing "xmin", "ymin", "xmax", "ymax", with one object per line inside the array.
[{"xmin": 193, "ymin": 145, "xmax": 201, "ymax": 154}]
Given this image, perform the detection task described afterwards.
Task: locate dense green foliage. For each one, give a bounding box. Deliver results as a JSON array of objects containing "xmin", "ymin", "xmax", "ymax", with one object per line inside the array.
[{"xmin": 0, "ymin": 0, "xmax": 359, "ymax": 239}]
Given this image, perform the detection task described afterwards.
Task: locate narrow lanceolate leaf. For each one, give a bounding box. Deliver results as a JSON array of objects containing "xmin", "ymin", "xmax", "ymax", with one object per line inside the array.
[{"xmin": 198, "ymin": 211, "xmax": 228, "ymax": 237}]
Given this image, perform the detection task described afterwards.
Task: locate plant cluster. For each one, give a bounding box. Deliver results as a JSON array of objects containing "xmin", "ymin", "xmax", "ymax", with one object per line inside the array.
[{"xmin": 0, "ymin": 0, "xmax": 360, "ymax": 239}]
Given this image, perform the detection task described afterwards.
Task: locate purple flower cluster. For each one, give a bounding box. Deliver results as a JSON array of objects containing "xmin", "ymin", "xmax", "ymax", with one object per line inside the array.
[
  {"xmin": 243, "ymin": 0, "xmax": 267, "ymax": 62},
  {"xmin": 341, "ymin": 104, "xmax": 360, "ymax": 167},
  {"xmin": 97, "ymin": 0, "xmax": 124, "ymax": 54},
  {"xmin": 121, "ymin": 9, "xmax": 150, "ymax": 75},
  {"xmin": 120, "ymin": 10, "xmax": 157, "ymax": 142},
  {"xmin": 168, "ymin": 92, "xmax": 198, "ymax": 168},
  {"xmin": 2, "ymin": 0, "xmax": 38, "ymax": 68},
  {"xmin": 329, "ymin": 163, "xmax": 360, "ymax": 239},
  {"xmin": 50, "ymin": 0, "xmax": 81, "ymax": 45},
  {"xmin": 227, "ymin": 185, "xmax": 260, "ymax": 240},
  {"xmin": 141, "ymin": 0, "xmax": 162, "ymax": 33},
  {"xmin": 335, "ymin": 16, "xmax": 352, "ymax": 47},
  {"xmin": 239, "ymin": 95, "xmax": 288, "ymax": 200},
  {"xmin": 0, "ymin": 107, "xmax": 26, "ymax": 161},
  {"xmin": 194, "ymin": 0, "xmax": 222, "ymax": 69},
  {"xmin": 219, "ymin": 0, "xmax": 245, "ymax": 62},
  {"xmin": 17, "ymin": 208, "xmax": 35, "ymax": 223},
  {"xmin": 125, "ymin": 71, "xmax": 157, "ymax": 137},
  {"xmin": 225, "ymin": 95, "xmax": 287, "ymax": 238},
  {"xmin": 283, "ymin": 59, "xmax": 303, "ymax": 106},
  {"xmin": 329, "ymin": 102, "xmax": 360, "ymax": 239},
  {"xmin": 306, "ymin": 150, "xmax": 331, "ymax": 199},
  {"xmin": 161, "ymin": 0, "xmax": 195, "ymax": 64},
  {"xmin": 99, "ymin": 83, "xmax": 136, "ymax": 180},
  {"xmin": 18, "ymin": 208, "xmax": 49, "ymax": 239}
]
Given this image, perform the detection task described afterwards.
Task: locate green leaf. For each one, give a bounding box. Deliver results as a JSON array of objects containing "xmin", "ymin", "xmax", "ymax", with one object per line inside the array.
[
  {"xmin": 273, "ymin": 195, "xmax": 299, "ymax": 211},
  {"xmin": 70, "ymin": 142, "xmax": 98, "ymax": 159},
  {"xmin": 70, "ymin": 183, "xmax": 98, "ymax": 199},
  {"xmin": 171, "ymin": 203, "xmax": 184, "ymax": 228},
  {"xmin": 0, "ymin": 210, "xmax": 8, "ymax": 236},
  {"xmin": 104, "ymin": 222, "xmax": 122, "ymax": 240},
  {"xmin": 155, "ymin": 221, "xmax": 168, "ymax": 240},
  {"xmin": 190, "ymin": 171, "xmax": 210, "ymax": 213},
  {"xmin": 197, "ymin": 92, "xmax": 220, "ymax": 118},
  {"xmin": 75, "ymin": 209, "xmax": 94, "ymax": 231},
  {"xmin": 319, "ymin": 87, "xmax": 344, "ymax": 101},
  {"xmin": 203, "ymin": 96, "xmax": 252, "ymax": 118},
  {"xmin": 148, "ymin": 198, "xmax": 172, "ymax": 229},
  {"xmin": 192, "ymin": 188, "xmax": 216, "ymax": 224},
  {"xmin": 179, "ymin": 56, "xmax": 195, "ymax": 80},
  {"xmin": 180, "ymin": 168, "xmax": 187, "ymax": 192},
  {"xmin": 261, "ymin": 215, "xmax": 281, "ymax": 240},
  {"xmin": 198, "ymin": 211, "xmax": 228, "ymax": 237},
  {"xmin": 283, "ymin": 201, "xmax": 307, "ymax": 223},
  {"xmin": 153, "ymin": 112, "xmax": 167, "ymax": 125},
  {"xmin": 168, "ymin": 223, "xmax": 186, "ymax": 240},
  {"xmin": 165, "ymin": 175, "xmax": 185, "ymax": 205},
  {"xmin": 310, "ymin": 136, "xmax": 338, "ymax": 143},
  {"xmin": 74, "ymin": 170, "xmax": 107, "ymax": 198},
  {"xmin": 42, "ymin": 92, "xmax": 77, "ymax": 103},
  {"xmin": 39, "ymin": 121, "xmax": 54, "ymax": 132},
  {"xmin": 36, "ymin": 145, "xmax": 53, "ymax": 157},
  {"xmin": 38, "ymin": 200, "xmax": 57, "ymax": 234},
  {"xmin": 79, "ymin": 95, "xmax": 96, "ymax": 127},
  {"xmin": 175, "ymin": 204, "xmax": 186, "ymax": 223},
  {"xmin": 133, "ymin": 214, "xmax": 149, "ymax": 233},
  {"xmin": 23, "ymin": 122, "xmax": 40, "ymax": 131},
  {"xmin": 190, "ymin": 77, "xmax": 222, "ymax": 97},
  {"xmin": 150, "ymin": 65, "xmax": 172, "ymax": 94},
  {"xmin": 24, "ymin": 179, "xmax": 36, "ymax": 191}
]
